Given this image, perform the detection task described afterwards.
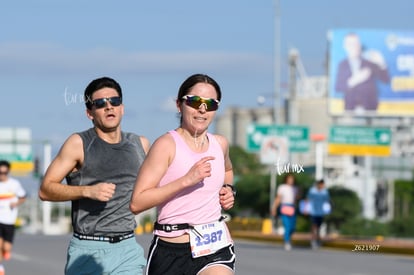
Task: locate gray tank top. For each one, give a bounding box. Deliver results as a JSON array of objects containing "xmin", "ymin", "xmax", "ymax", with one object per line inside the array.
[{"xmin": 66, "ymin": 128, "xmax": 146, "ymax": 236}]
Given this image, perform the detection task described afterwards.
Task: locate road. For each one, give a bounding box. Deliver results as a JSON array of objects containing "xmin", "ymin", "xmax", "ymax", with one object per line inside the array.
[{"xmin": 4, "ymin": 233, "xmax": 413, "ymax": 274}]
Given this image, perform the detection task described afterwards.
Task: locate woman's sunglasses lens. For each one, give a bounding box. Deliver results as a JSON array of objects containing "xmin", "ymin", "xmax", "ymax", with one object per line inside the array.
[
  {"xmin": 208, "ymin": 100, "xmax": 218, "ymax": 111},
  {"xmin": 186, "ymin": 96, "xmax": 218, "ymax": 111}
]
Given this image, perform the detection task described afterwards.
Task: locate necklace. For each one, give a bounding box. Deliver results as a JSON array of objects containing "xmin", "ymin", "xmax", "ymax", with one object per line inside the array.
[
  {"xmin": 194, "ymin": 135, "xmax": 207, "ymax": 148},
  {"xmin": 178, "ymin": 128, "xmax": 207, "ymax": 149}
]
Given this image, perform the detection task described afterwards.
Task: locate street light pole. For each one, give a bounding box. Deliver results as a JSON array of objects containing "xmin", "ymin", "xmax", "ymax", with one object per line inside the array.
[
  {"xmin": 270, "ymin": 0, "xmax": 281, "ymax": 233},
  {"xmin": 274, "ymin": 0, "xmax": 281, "ymax": 125},
  {"xmin": 42, "ymin": 141, "xmax": 52, "ymax": 234}
]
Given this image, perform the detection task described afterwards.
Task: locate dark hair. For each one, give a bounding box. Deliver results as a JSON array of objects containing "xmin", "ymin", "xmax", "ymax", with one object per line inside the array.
[
  {"xmin": 177, "ymin": 74, "xmax": 222, "ymax": 102},
  {"xmin": 284, "ymin": 173, "xmax": 295, "ymax": 183},
  {"xmin": 0, "ymin": 160, "xmax": 11, "ymax": 170},
  {"xmin": 84, "ymin": 77, "xmax": 123, "ymax": 109}
]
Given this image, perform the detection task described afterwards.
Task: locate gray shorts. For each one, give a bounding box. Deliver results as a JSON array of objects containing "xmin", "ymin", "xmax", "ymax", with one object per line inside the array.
[{"xmin": 65, "ymin": 235, "xmax": 146, "ymax": 275}]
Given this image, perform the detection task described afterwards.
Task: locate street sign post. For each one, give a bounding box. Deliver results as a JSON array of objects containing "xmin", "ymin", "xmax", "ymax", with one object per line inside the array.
[{"xmin": 246, "ymin": 124, "xmax": 309, "ymax": 235}]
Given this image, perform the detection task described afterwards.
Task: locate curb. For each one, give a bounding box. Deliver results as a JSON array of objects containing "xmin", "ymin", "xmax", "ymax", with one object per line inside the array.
[{"xmin": 230, "ymin": 230, "xmax": 414, "ymax": 256}]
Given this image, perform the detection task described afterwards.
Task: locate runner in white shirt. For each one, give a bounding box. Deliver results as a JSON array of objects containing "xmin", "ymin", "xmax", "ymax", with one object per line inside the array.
[
  {"xmin": 271, "ymin": 173, "xmax": 299, "ymax": 251},
  {"xmin": 0, "ymin": 160, "xmax": 26, "ymax": 275}
]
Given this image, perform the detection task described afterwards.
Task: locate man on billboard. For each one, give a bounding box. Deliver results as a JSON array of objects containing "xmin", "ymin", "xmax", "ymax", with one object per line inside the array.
[{"xmin": 335, "ymin": 32, "xmax": 390, "ymax": 113}]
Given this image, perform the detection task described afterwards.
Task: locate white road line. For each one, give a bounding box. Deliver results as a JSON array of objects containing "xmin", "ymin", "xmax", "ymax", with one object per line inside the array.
[{"xmin": 8, "ymin": 253, "xmax": 30, "ymax": 262}]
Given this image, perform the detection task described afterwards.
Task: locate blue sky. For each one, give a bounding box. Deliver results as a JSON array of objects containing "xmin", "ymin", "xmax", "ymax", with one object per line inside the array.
[{"xmin": 1, "ymin": 0, "xmax": 413, "ymax": 155}]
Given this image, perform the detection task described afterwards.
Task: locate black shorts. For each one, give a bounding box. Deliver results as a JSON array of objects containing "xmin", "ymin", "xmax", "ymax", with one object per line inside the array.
[
  {"xmin": 0, "ymin": 223, "xmax": 16, "ymax": 243},
  {"xmin": 146, "ymin": 236, "xmax": 235, "ymax": 275},
  {"xmin": 311, "ymin": 216, "xmax": 324, "ymax": 227}
]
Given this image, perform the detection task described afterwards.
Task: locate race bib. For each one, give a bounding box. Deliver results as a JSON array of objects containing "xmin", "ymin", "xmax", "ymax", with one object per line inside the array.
[{"xmin": 189, "ymin": 221, "xmax": 230, "ymax": 258}]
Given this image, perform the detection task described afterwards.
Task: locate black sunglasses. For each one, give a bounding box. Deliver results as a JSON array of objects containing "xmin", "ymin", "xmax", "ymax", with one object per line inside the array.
[{"xmin": 91, "ymin": 96, "xmax": 122, "ymax": 109}]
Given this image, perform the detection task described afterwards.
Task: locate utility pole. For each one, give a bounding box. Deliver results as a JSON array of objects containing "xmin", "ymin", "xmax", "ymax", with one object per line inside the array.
[
  {"xmin": 274, "ymin": 0, "xmax": 281, "ymax": 125},
  {"xmin": 270, "ymin": 0, "xmax": 281, "ymax": 232},
  {"xmin": 41, "ymin": 141, "xmax": 52, "ymax": 234}
]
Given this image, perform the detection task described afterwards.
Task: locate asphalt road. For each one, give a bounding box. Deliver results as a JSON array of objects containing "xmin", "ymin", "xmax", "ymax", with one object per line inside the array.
[{"xmin": 4, "ymin": 233, "xmax": 413, "ymax": 275}]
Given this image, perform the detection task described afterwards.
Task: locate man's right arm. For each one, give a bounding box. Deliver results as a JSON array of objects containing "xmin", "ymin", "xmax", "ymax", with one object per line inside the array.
[
  {"xmin": 38, "ymin": 134, "xmax": 86, "ymax": 201},
  {"xmin": 39, "ymin": 134, "xmax": 117, "ymax": 202}
]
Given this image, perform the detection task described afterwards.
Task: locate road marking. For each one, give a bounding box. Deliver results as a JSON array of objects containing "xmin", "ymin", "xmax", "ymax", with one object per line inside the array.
[{"xmin": 9, "ymin": 253, "xmax": 30, "ymax": 262}]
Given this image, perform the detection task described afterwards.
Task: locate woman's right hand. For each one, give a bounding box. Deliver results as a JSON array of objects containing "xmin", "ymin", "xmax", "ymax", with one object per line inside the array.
[{"xmin": 184, "ymin": 156, "xmax": 215, "ymax": 187}]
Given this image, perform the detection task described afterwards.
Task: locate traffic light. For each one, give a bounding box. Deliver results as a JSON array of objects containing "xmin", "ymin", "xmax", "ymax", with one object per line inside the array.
[
  {"xmin": 33, "ymin": 157, "xmax": 41, "ymax": 178},
  {"xmin": 375, "ymin": 181, "xmax": 388, "ymax": 217}
]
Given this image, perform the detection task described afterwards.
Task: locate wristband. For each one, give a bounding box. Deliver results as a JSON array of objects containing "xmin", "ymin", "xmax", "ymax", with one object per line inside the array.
[{"xmin": 223, "ymin": 184, "xmax": 236, "ymax": 196}]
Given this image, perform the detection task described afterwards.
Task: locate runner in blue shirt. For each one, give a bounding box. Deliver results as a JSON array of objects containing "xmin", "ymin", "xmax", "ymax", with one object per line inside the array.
[{"xmin": 306, "ymin": 179, "xmax": 331, "ymax": 249}]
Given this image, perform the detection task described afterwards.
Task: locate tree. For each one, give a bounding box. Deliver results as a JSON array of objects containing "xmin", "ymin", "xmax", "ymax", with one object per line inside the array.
[
  {"xmin": 228, "ymin": 145, "xmax": 315, "ymax": 217},
  {"xmin": 229, "ymin": 145, "xmax": 264, "ymax": 176},
  {"xmin": 325, "ymin": 186, "xmax": 362, "ymax": 231},
  {"xmin": 390, "ymin": 179, "xmax": 414, "ymax": 237},
  {"xmin": 233, "ymin": 173, "xmax": 270, "ymax": 217},
  {"xmin": 393, "ymin": 179, "xmax": 414, "ymax": 219},
  {"xmin": 227, "ymin": 146, "xmax": 267, "ymax": 217}
]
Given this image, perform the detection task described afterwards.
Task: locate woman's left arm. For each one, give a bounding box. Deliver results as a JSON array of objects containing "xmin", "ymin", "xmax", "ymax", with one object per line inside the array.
[{"xmin": 217, "ymin": 135, "xmax": 235, "ymax": 210}]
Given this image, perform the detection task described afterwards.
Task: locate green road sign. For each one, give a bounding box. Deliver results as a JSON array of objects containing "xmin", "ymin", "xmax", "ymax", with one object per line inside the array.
[
  {"xmin": 0, "ymin": 127, "xmax": 34, "ymax": 174},
  {"xmin": 246, "ymin": 124, "xmax": 310, "ymax": 152},
  {"xmin": 328, "ymin": 126, "xmax": 392, "ymax": 156},
  {"xmin": 329, "ymin": 126, "xmax": 391, "ymax": 145}
]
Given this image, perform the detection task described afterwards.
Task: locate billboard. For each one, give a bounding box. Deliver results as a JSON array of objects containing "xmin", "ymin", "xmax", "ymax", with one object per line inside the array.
[{"xmin": 329, "ymin": 29, "xmax": 414, "ymax": 116}]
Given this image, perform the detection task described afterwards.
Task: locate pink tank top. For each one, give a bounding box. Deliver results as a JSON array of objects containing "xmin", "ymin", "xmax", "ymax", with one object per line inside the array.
[{"xmin": 154, "ymin": 130, "xmax": 225, "ymax": 237}]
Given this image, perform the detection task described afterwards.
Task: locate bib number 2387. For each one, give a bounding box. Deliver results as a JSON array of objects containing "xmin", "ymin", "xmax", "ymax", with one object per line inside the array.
[{"xmin": 189, "ymin": 221, "xmax": 229, "ymax": 258}]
